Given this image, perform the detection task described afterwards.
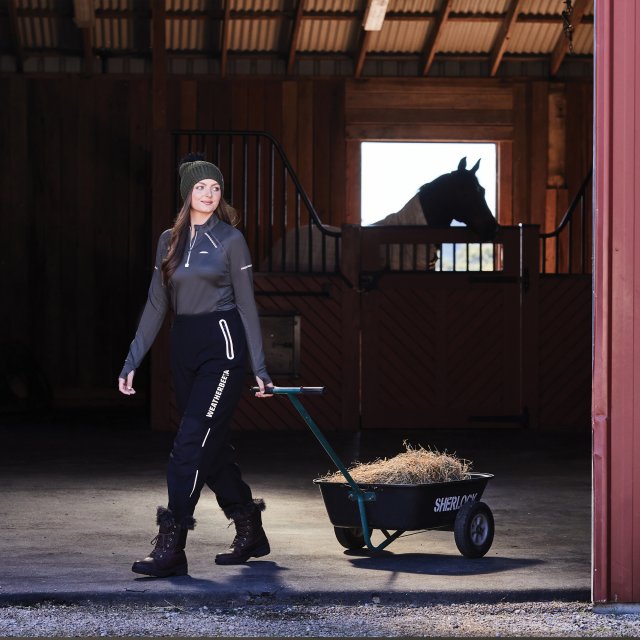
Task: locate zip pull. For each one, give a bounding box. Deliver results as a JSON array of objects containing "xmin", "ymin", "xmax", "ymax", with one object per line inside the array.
[{"xmin": 185, "ymin": 230, "xmax": 198, "ymax": 267}]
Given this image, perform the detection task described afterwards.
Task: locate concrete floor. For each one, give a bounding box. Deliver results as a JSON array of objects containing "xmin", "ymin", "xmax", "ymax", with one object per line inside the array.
[{"xmin": 0, "ymin": 407, "xmax": 592, "ymax": 606}]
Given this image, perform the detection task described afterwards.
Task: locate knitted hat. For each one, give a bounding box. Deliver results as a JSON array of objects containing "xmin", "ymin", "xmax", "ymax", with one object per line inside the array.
[{"xmin": 178, "ymin": 157, "xmax": 224, "ymax": 200}]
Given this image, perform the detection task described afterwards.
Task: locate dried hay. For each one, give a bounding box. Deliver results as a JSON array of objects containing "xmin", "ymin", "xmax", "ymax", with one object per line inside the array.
[{"xmin": 317, "ymin": 442, "xmax": 472, "ymax": 485}]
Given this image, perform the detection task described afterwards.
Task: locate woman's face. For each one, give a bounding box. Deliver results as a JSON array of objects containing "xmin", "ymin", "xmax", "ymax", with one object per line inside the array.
[{"xmin": 191, "ymin": 179, "xmax": 222, "ymax": 216}]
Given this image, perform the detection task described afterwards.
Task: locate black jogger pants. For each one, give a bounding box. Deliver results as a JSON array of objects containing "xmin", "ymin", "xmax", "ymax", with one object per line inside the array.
[{"xmin": 167, "ymin": 309, "xmax": 252, "ymax": 524}]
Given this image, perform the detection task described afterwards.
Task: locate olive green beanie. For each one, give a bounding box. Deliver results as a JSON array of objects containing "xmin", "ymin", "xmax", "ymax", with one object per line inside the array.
[{"xmin": 178, "ymin": 159, "xmax": 224, "ymax": 200}]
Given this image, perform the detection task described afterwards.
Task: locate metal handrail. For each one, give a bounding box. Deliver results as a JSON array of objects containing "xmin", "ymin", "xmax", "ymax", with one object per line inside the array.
[
  {"xmin": 539, "ymin": 167, "xmax": 593, "ymax": 274},
  {"xmin": 172, "ymin": 129, "xmax": 341, "ymax": 238}
]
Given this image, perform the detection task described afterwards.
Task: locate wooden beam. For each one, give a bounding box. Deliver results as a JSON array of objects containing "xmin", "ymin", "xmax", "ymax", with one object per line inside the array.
[
  {"xmin": 488, "ymin": 0, "xmax": 525, "ymax": 77},
  {"xmin": 133, "ymin": 1, "xmax": 151, "ymax": 53},
  {"xmin": 421, "ymin": 0, "xmax": 452, "ymax": 76},
  {"xmin": 73, "ymin": 0, "xmax": 96, "ymax": 74},
  {"xmin": 7, "ymin": 0, "xmax": 24, "ymax": 73},
  {"xmin": 81, "ymin": 27, "xmax": 94, "ymax": 75},
  {"xmin": 220, "ymin": 0, "xmax": 231, "ymax": 78},
  {"xmin": 354, "ymin": 29, "xmax": 373, "ymax": 78},
  {"xmin": 550, "ymin": 0, "xmax": 591, "ymax": 76},
  {"xmin": 287, "ymin": 0, "xmax": 305, "ymax": 75},
  {"xmin": 150, "ymin": 0, "xmax": 172, "ymax": 432},
  {"xmin": 151, "ymin": 0, "xmax": 167, "ymax": 132}
]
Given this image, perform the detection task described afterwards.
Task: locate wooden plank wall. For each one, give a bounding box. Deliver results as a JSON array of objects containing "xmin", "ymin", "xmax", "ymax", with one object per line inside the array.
[
  {"xmin": 0, "ymin": 74, "xmax": 592, "ymax": 431},
  {"xmin": 0, "ymin": 76, "xmax": 152, "ymax": 411},
  {"xmin": 538, "ymin": 275, "xmax": 592, "ymax": 430}
]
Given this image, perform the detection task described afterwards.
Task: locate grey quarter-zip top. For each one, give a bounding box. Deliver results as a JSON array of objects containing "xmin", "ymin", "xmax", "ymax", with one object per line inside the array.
[{"xmin": 120, "ymin": 214, "xmax": 271, "ymax": 384}]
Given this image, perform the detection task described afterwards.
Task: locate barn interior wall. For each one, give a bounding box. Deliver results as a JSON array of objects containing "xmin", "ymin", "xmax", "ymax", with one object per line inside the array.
[{"xmin": 0, "ymin": 74, "xmax": 593, "ymax": 422}]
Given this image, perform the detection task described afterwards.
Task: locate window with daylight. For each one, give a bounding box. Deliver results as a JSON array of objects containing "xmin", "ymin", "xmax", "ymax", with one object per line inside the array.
[{"xmin": 361, "ymin": 142, "xmax": 498, "ymax": 271}]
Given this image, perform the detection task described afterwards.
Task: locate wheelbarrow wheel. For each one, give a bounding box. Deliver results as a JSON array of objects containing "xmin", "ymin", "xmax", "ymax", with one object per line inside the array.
[
  {"xmin": 454, "ymin": 501, "xmax": 494, "ymax": 558},
  {"xmin": 333, "ymin": 526, "xmax": 366, "ymax": 550}
]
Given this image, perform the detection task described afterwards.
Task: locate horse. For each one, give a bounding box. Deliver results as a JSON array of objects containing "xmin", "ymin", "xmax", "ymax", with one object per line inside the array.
[{"xmin": 263, "ymin": 157, "xmax": 498, "ymax": 272}]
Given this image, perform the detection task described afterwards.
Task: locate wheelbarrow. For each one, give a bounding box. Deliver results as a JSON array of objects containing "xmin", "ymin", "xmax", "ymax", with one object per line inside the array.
[{"xmin": 254, "ymin": 385, "xmax": 495, "ymax": 558}]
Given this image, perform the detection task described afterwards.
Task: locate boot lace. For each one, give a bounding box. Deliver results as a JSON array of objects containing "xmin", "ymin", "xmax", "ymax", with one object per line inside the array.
[
  {"xmin": 149, "ymin": 530, "xmax": 176, "ymax": 559},
  {"xmin": 228, "ymin": 516, "xmax": 256, "ymax": 550}
]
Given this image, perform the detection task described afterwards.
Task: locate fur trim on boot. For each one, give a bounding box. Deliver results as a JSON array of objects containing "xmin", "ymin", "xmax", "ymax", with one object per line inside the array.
[
  {"xmin": 156, "ymin": 506, "xmax": 196, "ymax": 530},
  {"xmin": 223, "ymin": 498, "xmax": 266, "ymax": 521}
]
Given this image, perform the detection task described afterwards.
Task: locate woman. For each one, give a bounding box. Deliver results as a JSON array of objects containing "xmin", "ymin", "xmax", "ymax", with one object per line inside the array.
[{"xmin": 118, "ymin": 154, "xmax": 273, "ymax": 577}]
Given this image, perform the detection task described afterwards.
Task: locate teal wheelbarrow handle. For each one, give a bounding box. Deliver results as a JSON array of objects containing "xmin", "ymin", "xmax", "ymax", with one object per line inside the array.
[
  {"xmin": 250, "ymin": 386, "xmax": 326, "ymax": 395},
  {"xmin": 251, "ymin": 385, "xmax": 402, "ymax": 553}
]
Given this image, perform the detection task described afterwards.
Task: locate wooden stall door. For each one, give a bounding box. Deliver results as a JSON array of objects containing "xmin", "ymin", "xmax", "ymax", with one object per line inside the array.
[{"xmin": 360, "ymin": 228, "xmax": 525, "ymax": 429}]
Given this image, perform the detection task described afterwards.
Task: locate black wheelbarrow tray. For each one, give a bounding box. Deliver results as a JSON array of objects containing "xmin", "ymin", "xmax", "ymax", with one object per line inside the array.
[{"xmin": 254, "ymin": 386, "xmax": 495, "ymax": 558}]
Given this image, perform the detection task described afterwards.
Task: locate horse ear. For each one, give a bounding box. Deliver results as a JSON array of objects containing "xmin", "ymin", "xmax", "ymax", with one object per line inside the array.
[
  {"xmin": 470, "ymin": 159, "xmax": 481, "ymax": 174},
  {"xmin": 457, "ymin": 157, "xmax": 467, "ymax": 171}
]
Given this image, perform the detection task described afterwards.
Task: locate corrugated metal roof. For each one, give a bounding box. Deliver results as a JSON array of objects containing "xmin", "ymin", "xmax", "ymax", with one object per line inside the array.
[
  {"xmin": 368, "ymin": 19, "xmax": 430, "ymax": 54},
  {"xmin": 18, "ymin": 15, "xmax": 56, "ymax": 48},
  {"xmin": 166, "ymin": 18, "xmax": 207, "ymax": 50},
  {"xmin": 4, "ymin": 0, "xmax": 593, "ymax": 76},
  {"xmin": 305, "ymin": 0, "xmax": 360, "ymax": 13},
  {"xmin": 451, "ymin": 0, "xmax": 510, "ymax": 12},
  {"xmin": 508, "ymin": 21, "xmax": 562, "ymax": 54},
  {"xmin": 232, "ymin": 0, "xmax": 287, "ymax": 11},
  {"xmin": 571, "ymin": 23, "xmax": 593, "ymax": 55},
  {"xmin": 166, "ymin": 0, "xmax": 208, "ymax": 11},
  {"xmin": 391, "ymin": 0, "xmax": 439, "ymax": 12},
  {"xmin": 521, "ymin": 0, "xmax": 593, "ymax": 16},
  {"xmin": 17, "ymin": 0, "xmax": 57, "ymax": 8},
  {"xmin": 439, "ymin": 20, "xmax": 500, "ymax": 53},
  {"xmin": 98, "ymin": 0, "xmax": 132, "ymax": 10},
  {"xmin": 95, "ymin": 18, "xmax": 131, "ymax": 50},
  {"xmin": 229, "ymin": 18, "xmax": 283, "ymax": 51},
  {"xmin": 298, "ymin": 19, "xmax": 356, "ymax": 52}
]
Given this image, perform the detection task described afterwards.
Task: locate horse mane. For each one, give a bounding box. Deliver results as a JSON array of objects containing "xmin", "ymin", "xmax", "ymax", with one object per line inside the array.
[{"xmin": 417, "ymin": 174, "xmax": 453, "ymax": 228}]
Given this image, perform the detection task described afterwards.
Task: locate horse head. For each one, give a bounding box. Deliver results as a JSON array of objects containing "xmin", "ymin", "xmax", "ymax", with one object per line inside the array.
[{"xmin": 418, "ymin": 157, "xmax": 499, "ymax": 242}]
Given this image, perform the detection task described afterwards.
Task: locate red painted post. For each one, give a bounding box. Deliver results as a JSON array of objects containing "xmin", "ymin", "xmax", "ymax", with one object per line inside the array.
[{"xmin": 593, "ymin": 0, "xmax": 640, "ymax": 603}]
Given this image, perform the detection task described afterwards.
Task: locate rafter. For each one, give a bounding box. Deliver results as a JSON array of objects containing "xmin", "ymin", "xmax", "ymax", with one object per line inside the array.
[
  {"xmin": 73, "ymin": 0, "xmax": 96, "ymax": 75},
  {"xmin": 550, "ymin": 0, "xmax": 590, "ymax": 76},
  {"xmin": 354, "ymin": 30, "xmax": 373, "ymax": 78},
  {"xmin": 7, "ymin": 0, "xmax": 24, "ymax": 73},
  {"xmin": 420, "ymin": 0, "xmax": 452, "ymax": 76},
  {"xmin": 488, "ymin": 0, "xmax": 525, "ymax": 77},
  {"xmin": 220, "ymin": 0, "xmax": 232, "ymax": 78},
  {"xmin": 133, "ymin": 1, "xmax": 151, "ymax": 57},
  {"xmin": 287, "ymin": 0, "xmax": 306, "ymax": 75}
]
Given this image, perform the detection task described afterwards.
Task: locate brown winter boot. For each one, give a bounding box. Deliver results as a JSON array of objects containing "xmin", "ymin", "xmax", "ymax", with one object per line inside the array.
[
  {"xmin": 131, "ymin": 507, "xmax": 195, "ymax": 578},
  {"xmin": 215, "ymin": 498, "xmax": 270, "ymax": 565}
]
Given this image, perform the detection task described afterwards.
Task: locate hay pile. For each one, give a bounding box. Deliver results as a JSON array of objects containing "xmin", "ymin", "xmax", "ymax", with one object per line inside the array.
[{"xmin": 317, "ymin": 442, "xmax": 471, "ymax": 485}]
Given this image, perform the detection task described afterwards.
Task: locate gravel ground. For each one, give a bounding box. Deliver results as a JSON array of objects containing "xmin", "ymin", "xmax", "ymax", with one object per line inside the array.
[{"xmin": 2, "ymin": 601, "xmax": 640, "ymax": 637}]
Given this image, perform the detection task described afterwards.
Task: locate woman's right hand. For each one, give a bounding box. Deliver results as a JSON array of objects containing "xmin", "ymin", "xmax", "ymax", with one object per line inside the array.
[{"xmin": 118, "ymin": 371, "xmax": 136, "ymax": 395}]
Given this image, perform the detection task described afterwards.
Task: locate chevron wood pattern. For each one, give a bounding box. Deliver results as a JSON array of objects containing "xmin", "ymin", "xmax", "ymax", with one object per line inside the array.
[
  {"xmin": 232, "ymin": 274, "xmax": 347, "ymax": 431},
  {"xmin": 538, "ymin": 275, "xmax": 591, "ymax": 430},
  {"xmin": 362, "ymin": 274, "xmax": 521, "ymax": 428}
]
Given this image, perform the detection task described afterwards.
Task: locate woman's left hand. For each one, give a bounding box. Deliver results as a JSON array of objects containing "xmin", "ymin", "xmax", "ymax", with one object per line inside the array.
[{"xmin": 254, "ymin": 376, "xmax": 274, "ymax": 398}]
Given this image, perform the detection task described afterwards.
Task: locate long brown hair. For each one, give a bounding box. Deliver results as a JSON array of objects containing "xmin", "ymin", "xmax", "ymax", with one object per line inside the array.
[{"xmin": 161, "ymin": 193, "xmax": 240, "ymax": 284}]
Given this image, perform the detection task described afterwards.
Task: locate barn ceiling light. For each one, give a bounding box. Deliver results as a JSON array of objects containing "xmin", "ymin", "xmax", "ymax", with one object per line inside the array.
[
  {"xmin": 73, "ymin": 0, "xmax": 96, "ymax": 29},
  {"xmin": 363, "ymin": 0, "xmax": 389, "ymax": 31}
]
